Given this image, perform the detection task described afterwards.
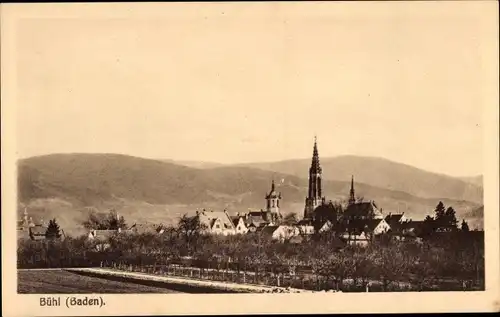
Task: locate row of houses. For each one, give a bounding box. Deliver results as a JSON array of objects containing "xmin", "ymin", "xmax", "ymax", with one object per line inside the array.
[{"xmin": 194, "ymin": 200, "xmax": 422, "ymax": 246}]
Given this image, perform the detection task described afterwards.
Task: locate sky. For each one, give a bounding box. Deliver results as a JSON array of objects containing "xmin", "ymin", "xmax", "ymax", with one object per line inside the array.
[{"xmin": 14, "ymin": 2, "xmax": 493, "ymax": 177}]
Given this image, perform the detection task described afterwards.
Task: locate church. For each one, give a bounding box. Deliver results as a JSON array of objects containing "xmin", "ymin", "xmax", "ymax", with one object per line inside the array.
[
  {"xmin": 301, "ymin": 137, "xmax": 343, "ymax": 227},
  {"xmin": 301, "ymin": 137, "xmax": 391, "ymax": 243}
]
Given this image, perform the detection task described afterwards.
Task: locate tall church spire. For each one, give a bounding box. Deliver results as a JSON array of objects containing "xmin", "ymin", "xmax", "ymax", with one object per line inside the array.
[
  {"xmin": 349, "ymin": 175, "xmax": 356, "ymax": 205},
  {"xmin": 304, "ymin": 136, "xmax": 324, "ymax": 219}
]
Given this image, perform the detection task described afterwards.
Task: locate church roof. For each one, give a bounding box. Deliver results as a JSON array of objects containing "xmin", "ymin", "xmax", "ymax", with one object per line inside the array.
[{"xmin": 344, "ymin": 201, "xmax": 384, "ymax": 219}]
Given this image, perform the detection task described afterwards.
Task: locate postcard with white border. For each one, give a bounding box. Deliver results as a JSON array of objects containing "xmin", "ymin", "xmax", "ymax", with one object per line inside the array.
[{"xmin": 2, "ymin": 1, "xmax": 499, "ymax": 316}]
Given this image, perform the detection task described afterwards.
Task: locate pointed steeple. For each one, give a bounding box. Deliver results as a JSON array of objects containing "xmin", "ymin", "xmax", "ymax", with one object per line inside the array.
[
  {"xmin": 271, "ymin": 179, "xmax": 275, "ymax": 192},
  {"xmin": 310, "ymin": 135, "xmax": 321, "ymax": 174},
  {"xmin": 304, "ymin": 136, "xmax": 324, "ymax": 219},
  {"xmin": 349, "ymin": 175, "xmax": 356, "ymax": 205}
]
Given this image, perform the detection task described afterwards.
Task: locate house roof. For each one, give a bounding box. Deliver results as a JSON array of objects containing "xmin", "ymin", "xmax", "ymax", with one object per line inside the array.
[
  {"xmin": 385, "ymin": 213, "xmax": 404, "ymax": 223},
  {"xmin": 231, "ymin": 216, "xmax": 245, "ymax": 227},
  {"xmin": 385, "ymin": 214, "xmax": 405, "ymax": 229},
  {"xmin": 400, "ymin": 220, "xmax": 423, "ymax": 229},
  {"xmin": 346, "ymin": 219, "xmax": 386, "ymax": 233},
  {"xmin": 245, "ymin": 211, "xmax": 269, "ymax": 227},
  {"xmin": 29, "ymin": 226, "xmax": 46, "ymax": 236},
  {"xmin": 313, "ymin": 202, "xmax": 340, "ymax": 218},
  {"xmin": 198, "ymin": 211, "xmax": 235, "ymax": 230},
  {"xmin": 344, "ymin": 201, "xmax": 384, "ymax": 219},
  {"xmin": 260, "ymin": 225, "xmax": 279, "ymax": 235}
]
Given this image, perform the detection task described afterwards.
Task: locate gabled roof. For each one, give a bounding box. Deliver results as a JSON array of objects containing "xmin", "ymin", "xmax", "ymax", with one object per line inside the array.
[
  {"xmin": 29, "ymin": 226, "xmax": 46, "ymax": 236},
  {"xmin": 344, "ymin": 201, "xmax": 384, "ymax": 219},
  {"xmin": 260, "ymin": 225, "xmax": 279, "ymax": 235},
  {"xmin": 248, "ymin": 210, "xmax": 265, "ymax": 217},
  {"xmin": 345, "ymin": 218, "xmax": 386, "ymax": 233},
  {"xmin": 245, "ymin": 211, "xmax": 269, "ymax": 227},
  {"xmin": 198, "ymin": 210, "xmax": 235, "ymax": 230},
  {"xmin": 385, "ymin": 213, "xmax": 404, "ymax": 223},
  {"xmin": 385, "ymin": 214, "xmax": 405, "ymax": 229},
  {"xmin": 231, "ymin": 216, "xmax": 245, "ymax": 227}
]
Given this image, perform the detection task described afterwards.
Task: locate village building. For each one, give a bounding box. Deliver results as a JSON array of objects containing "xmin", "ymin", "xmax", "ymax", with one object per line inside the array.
[
  {"xmin": 341, "ymin": 218, "xmax": 391, "ymax": 247},
  {"xmin": 385, "ymin": 212, "xmax": 408, "ymax": 228},
  {"xmin": 260, "ymin": 225, "xmax": 301, "ymax": 242},
  {"xmin": 128, "ymin": 223, "xmax": 166, "ymax": 235},
  {"xmin": 197, "ymin": 209, "xmax": 236, "ymax": 235},
  {"xmin": 231, "ymin": 216, "xmax": 249, "ymax": 234}
]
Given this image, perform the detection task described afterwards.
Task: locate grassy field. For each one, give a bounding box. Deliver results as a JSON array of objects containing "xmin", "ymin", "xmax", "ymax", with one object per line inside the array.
[{"xmin": 18, "ymin": 269, "xmax": 184, "ymax": 294}]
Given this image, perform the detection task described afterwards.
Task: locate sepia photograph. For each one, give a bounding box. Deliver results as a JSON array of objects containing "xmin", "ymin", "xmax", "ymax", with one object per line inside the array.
[{"xmin": 2, "ymin": 1, "xmax": 499, "ymax": 316}]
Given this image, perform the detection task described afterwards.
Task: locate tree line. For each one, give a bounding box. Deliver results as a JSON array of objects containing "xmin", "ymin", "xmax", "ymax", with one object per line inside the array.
[{"xmin": 18, "ymin": 201, "xmax": 484, "ymax": 292}]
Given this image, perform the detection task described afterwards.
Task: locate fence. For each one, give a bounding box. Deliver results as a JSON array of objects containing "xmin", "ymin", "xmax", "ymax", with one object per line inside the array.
[
  {"xmin": 104, "ymin": 261, "xmax": 334, "ymax": 291},
  {"xmin": 101, "ymin": 261, "xmax": 480, "ymax": 292}
]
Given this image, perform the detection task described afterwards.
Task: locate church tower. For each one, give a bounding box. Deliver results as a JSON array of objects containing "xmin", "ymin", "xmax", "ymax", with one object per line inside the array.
[
  {"xmin": 265, "ymin": 179, "xmax": 282, "ymax": 223},
  {"xmin": 348, "ymin": 175, "xmax": 356, "ymax": 205},
  {"xmin": 304, "ymin": 137, "xmax": 325, "ymax": 219}
]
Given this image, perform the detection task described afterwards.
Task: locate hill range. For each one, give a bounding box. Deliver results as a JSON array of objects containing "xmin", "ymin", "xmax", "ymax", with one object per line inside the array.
[{"xmin": 18, "ymin": 153, "xmax": 484, "ymax": 236}]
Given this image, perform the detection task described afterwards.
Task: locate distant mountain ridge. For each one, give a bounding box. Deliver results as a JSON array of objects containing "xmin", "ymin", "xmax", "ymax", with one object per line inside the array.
[
  {"xmin": 161, "ymin": 159, "xmax": 224, "ymax": 169},
  {"xmin": 459, "ymin": 175, "xmax": 483, "ymax": 187},
  {"xmin": 17, "ymin": 153, "xmax": 483, "ymax": 235},
  {"xmin": 234, "ymin": 155, "xmax": 483, "ymax": 204}
]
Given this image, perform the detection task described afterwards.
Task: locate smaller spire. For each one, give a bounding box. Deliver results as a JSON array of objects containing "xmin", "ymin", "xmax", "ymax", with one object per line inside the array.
[
  {"xmin": 349, "ymin": 175, "xmax": 356, "ymax": 205},
  {"xmin": 271, "ymin": 179, "xmax": 275, "ymax": 192}
]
